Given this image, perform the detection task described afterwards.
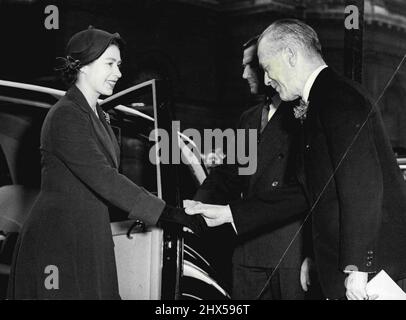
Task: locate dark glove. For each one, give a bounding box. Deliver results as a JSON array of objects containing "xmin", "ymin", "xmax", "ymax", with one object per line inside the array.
[{"xmin": 157, "ymin": 205, "xmax": 208, "ymax": 237}]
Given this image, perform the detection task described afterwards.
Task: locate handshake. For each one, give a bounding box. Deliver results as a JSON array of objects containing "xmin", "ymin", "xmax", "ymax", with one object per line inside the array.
[{"xmin": 157, "ymin": 201, "xmax": 234, "ymax": 236}]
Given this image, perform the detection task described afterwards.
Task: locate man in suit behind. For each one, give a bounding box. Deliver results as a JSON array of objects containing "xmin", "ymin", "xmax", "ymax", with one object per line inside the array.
[
  {"xmin": 192, "ymin": 36, "xmax": 308, "ymax": 299},
  {"xmin": 187, "ymin": 19, "xmax": 406, "ymax": 300}
]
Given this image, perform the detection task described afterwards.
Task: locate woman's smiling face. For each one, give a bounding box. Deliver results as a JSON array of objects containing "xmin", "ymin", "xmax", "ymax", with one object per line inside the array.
[{"xmin": 83, "ymin": 44, "xmax": 122, "ymax": 97}]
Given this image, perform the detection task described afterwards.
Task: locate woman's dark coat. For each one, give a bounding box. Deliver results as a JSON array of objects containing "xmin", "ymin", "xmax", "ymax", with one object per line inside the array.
[{"xmin": 7, "ymin": 85, "xmax": 165, "ymax": 299}]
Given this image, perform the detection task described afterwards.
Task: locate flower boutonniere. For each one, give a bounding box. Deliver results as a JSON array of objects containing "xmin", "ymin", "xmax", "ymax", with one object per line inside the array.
[
  {"xmin": 102, "ymin": 111, "xmax": 111, "ymax": 125},
  {"xmin": 293, "ymin": 99, "xmax": 309, "ymax": 123}
]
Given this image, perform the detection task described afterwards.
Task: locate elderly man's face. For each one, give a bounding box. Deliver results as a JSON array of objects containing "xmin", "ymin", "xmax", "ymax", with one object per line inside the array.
[
  {"xmin": 242, "ymin": 45, "xmax": 260, "ymax": 95},
  {"xmin": 258, "ymin": 42, "xmax": 298, "ymax": 101}
]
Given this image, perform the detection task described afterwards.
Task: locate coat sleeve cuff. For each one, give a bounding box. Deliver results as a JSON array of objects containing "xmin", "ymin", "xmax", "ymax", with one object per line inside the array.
[{"xmin": 128, "ymin": 188, "xmax": 166, "ymax": 226}]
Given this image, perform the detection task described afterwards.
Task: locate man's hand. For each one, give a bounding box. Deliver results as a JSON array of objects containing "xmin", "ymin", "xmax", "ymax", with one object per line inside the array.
[
  {"xmin": 345, "ymin": 271, "xmax": 378, "ymax": 300},
  {"xmin": 300, "ymin": 257, "xmax": 313, "ymax": 292},
  {"xmin": 185, "ymin": 203, "xmax": 233, "ymax": 227},
  {"xmin": 183, "ymin": 200, "xmax": 202, "ymax": 209}
]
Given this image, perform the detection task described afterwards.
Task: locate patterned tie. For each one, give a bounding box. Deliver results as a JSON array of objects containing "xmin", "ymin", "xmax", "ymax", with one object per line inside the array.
[{"xmin": 260, "ymin": 103, "xmax": 270, "ymax": 133}]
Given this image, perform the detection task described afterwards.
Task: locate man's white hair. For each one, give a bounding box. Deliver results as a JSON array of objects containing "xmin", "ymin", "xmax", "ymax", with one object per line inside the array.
[{"xmin": 259, "ymin": 19, "xmax": 322, "ymax": 57}]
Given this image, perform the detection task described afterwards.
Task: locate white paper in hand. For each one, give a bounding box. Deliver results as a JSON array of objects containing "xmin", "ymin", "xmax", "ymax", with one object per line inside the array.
[{"xmin": 366, "ymin": 270, "xmax": 406, "ymax": 300}]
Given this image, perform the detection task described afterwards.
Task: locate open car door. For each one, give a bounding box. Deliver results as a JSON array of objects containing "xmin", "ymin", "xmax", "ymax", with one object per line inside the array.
[{"xmin": 0, "ymin": 79, "xmax": 230, "ymax": 300}]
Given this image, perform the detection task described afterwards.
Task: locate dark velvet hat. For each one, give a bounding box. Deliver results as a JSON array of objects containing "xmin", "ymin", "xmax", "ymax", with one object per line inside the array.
[
  {"xmin": 66, "ymin": 26, "xmax": 124, "ymax": 65},
  {"xmin": 56, "ymin": 26, "xmax": 124, "ymax": 73}
]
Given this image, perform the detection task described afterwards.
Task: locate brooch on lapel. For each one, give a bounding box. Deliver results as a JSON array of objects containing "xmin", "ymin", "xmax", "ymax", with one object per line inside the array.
[
  {"xmin": 102, "ymin": 111, "xmax": 111, "ymax": 124},
  {"xmin": 293, "ymin": 99, "xmax": 309, "ymax": 123}
]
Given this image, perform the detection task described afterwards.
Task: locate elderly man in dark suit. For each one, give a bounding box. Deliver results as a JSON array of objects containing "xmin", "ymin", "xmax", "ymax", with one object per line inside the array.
[
  {"xmin": 190, "ymin": 36, "xmax": 309, "ymax": 300},
  {"xmin": 187, "ymin": 19, "xmax": 406, "ymax": 300}
]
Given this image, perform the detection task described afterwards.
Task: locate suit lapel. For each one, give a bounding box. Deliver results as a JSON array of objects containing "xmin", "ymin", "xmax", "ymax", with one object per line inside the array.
[
  {"xmin": 96, "ymin": 105, "xmax": 120, "ymax": 165},
  {"xmin": 66, "ymin": 86, "xmax": 119, "ymax": 168},
  {"xmin": 295, "ymin": 123, "xmax": 307, "ymax": 192},
  {"xmin": 295, "ymin": 68, "xmax": 331, "ymax": 198},
  {"xmin": 302, "ymin": 68, "xmax": 330, "ymax": 149},
  {"xmin": 90, "ymin": 109, "xmax": 119, "ymax": 169},
  {"xmin": 249, "ymin": 106, "xmax": 286, "ymax": 190}
]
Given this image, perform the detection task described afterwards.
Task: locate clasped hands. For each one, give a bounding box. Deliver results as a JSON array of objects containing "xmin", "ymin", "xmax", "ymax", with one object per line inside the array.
[{"xmin": 156, "ymin": 201, "xmax": 232, "ymax": 237}]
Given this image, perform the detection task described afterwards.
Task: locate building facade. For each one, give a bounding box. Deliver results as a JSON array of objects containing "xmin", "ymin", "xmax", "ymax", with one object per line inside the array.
[{"xmin": 1, "ymin": 0, "xmax": 405, "ymax": 148}]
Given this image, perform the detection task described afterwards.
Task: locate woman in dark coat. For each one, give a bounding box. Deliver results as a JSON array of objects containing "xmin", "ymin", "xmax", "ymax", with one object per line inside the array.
[{"xmin": 7, "ymin": 27, "xmax": 205, "ymax": 299}]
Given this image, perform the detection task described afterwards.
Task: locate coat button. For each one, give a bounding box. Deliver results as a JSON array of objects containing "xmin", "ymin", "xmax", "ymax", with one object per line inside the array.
[
  {"xmin": 305, "ymin": 144, "xmax": 310, "ymax": 150},
  {"xmin": 278, "ymin": 153, "xmax": 284, "ymax": 159},
  {"xmin": 272, "ymin": 181, "xmax": 279, "ymax": 187},
  {"xmin": 366, "ymin": 261, "xmax": 372, "ymax": 267}
]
